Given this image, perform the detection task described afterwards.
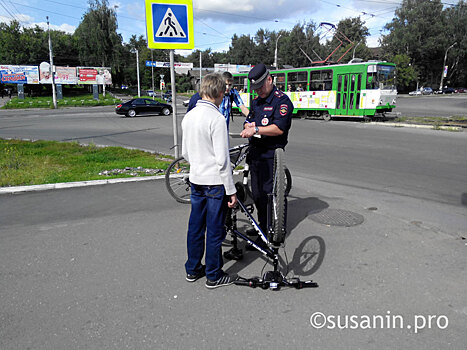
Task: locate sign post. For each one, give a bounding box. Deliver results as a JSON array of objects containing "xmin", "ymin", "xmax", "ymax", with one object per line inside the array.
[{"xmin": 145, "ymin": 0, "xmax": 194, "ymax": 159}]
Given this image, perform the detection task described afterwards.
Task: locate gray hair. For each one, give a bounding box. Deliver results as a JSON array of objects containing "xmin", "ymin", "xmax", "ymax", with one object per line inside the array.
[{"xmin": 199, "ymin": 73, "xmax": 225, "ymax": 100}]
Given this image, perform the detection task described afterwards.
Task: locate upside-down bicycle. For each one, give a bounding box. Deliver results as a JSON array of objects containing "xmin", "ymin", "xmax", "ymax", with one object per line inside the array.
[{"xmin": 165, "ymin": 142, "xmax": 318, "ymax": 290}]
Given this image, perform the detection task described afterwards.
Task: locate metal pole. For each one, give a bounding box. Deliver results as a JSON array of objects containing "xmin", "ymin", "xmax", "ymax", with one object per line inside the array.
[
  {"xmin": 170, "ymin": 50, "xmax": 179, "ymax": 158},
  {"xmin": 151, "ymin": 50, "xmax": 155, "ymax": 100},
  {"xmin": 439, "ymin": 42, "xmax": 456, "ymax": 91},
  {"xmin": 47, "ymin": 17, "xmax": 57, "ymax": 109},
  {"xmin": 199, "ymin": 51, "xmax": 202, "ymax": 88},
  {"xmin": 274, "ymin": 34, "xmax": 282, "ymax": 69},
  {"xmin": 136, "ymin": 49, "xmax": 141, "ymax": 97}
]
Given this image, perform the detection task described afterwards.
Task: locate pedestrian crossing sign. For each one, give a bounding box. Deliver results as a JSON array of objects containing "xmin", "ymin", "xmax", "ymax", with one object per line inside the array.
[{"xmin": 145, "ymin": 0, "xmax": 194, "ymax": 49}]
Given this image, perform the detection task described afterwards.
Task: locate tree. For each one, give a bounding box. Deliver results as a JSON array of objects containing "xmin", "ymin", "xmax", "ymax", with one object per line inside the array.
[
  {"xmin": 381, "ymin": 0, "xmax": 447, "ymax": 87},
  {"xmin": 392, "ymin": 54, "xmax": 418, "ymax": 91},
  {"xmin": 74, "ymin": 0, "xmax": 123, "ymax": 68}
]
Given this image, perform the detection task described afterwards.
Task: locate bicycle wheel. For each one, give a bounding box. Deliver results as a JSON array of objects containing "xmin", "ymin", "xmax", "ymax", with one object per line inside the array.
[
  {"xmin": 165, "ymin": 157, "xmax": 191, "ymax": 204},
  {"xmin": 270, "ymin": 148, "xmax": 287, "ymax": 244}
]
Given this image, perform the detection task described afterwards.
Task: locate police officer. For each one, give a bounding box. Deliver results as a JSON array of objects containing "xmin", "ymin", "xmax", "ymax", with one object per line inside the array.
[{"xmin": 240, "ymin": 63, "xmax": 293, "ymax": 236}]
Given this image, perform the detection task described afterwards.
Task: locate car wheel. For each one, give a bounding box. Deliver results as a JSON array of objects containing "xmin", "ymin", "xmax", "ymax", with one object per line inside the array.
[
  {"xmin": 162, "ymin": 108, "xmax": 171, "ymax": 116},
  {"xmin": 127, "ymin": 109, "xmax": 136, "ymax": 117}
]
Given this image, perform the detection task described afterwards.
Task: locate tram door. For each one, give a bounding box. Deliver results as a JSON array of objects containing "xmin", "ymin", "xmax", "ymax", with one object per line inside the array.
[{"xmin": 336, "ymin": 74, "xmax": 362, "ymax": 116}]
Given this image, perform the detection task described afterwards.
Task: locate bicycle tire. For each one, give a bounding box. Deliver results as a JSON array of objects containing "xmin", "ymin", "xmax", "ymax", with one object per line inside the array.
[
  {"xmin": 271, "ymin": 148, "xmax": 287, "ymax": 244},
  {"xmin": 165, "ymin": 157, "xmax": 191, "ymax": 204}
]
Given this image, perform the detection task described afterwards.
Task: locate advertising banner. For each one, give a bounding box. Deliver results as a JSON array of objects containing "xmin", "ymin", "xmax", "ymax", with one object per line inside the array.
[
  {"xmin": 0, "ymin": 65, "xmax": 40, "ymax": 84},
  {"xmin": 55, "ymin": 66, "xmax": 78, "ymax": 84},
  {"xmin": 78, "ymin": 67, "xmax": 98, "ymax": 84},
  {"xmin": 145, "ymin": 61, "xmax": 193, "ymax": 68},
  {"xmin": 78, "ymin": 67, "xmax": 111, "ymax": 85}
]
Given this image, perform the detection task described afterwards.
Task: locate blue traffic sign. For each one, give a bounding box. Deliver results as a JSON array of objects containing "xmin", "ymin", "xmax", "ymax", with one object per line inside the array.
[{"xmin": 145, "ymin": 0, "xmax": 194, "ymax": 49}]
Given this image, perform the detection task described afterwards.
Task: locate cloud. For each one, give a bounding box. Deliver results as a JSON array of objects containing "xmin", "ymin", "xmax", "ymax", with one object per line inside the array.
[{"xmin": 193, "ymin": 0, "xmax": 322, "ymax": 24}]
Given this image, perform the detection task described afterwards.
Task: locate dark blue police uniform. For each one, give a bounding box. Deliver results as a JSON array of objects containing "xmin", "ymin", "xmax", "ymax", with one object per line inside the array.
[{"xmin": 245, "ymin": 85, "xmax": 293, "ymax": 232}]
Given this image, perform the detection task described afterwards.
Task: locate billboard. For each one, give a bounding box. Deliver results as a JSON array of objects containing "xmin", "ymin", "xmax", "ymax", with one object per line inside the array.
[
  {"xmin": 55, "ymin": 66, "xmax": 78, "ymax": 84},
  {"xmin": 0, "ymin": 65, "xmax": 39, "ymax": 84},
  {"xmin": 77, "ymin": 67, "xmax": 111, "ymax": 85}
]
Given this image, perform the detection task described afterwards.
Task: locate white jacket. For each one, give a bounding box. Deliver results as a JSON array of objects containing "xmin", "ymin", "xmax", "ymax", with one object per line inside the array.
[{"xmin": 181, "ymin": 100, "xmax": 236, "ymax": 195}]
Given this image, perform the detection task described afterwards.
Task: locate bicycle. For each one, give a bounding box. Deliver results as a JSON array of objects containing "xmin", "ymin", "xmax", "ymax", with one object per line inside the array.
[
  {"xmin": 165, "ymin": 144, "xmax": 317, "ymax": 290},
  {"xmin": 165, "ymin": 142, "xmax": 292, "ymax": 204}
]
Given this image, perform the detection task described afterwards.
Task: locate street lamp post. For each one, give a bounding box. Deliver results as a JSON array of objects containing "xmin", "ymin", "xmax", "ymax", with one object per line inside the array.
[
  {"xmin": 131, "ymin": 48, "xmax": 141, "ymax": 97},
  {"xmin": 439, "ymin": 42, "xmax": 456, "ymax": 91},
  {"xmin": 46, "ymin": 16, "xmax": 57, "ymax": 109},
  {"xmin": 274, "ymin": 34, "xmax": 282, "ymax": 69}
]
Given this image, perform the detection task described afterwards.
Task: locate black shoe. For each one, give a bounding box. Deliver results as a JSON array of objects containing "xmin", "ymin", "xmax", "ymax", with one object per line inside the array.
[
  {"xmin": 245, "ymin": 227, "xmax": 257, "ymax": 236},
  {"xmin": 223, "ymin": 247, "xmax": 243, "ymax": 260},
  {"xmin": 186, "ymin": 265, "xmax": 206, "ymax": 282},
  {"xmin": 205, "ymin": 273, "xmax": 239, "ymax": 289}
]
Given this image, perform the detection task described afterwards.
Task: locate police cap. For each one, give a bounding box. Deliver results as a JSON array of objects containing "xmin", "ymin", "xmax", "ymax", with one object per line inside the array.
[{"xmin": 248, "ymin": 63, "xmax": 269, "ymax": 90}]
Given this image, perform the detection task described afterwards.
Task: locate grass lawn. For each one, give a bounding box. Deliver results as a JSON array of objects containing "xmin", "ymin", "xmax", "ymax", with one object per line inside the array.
[
  {"xmin": 0, "ymin": 139, "xmax": 173, "ymax": 187},
  {"xmin": 1, "ymin": 94, "xmax": 121, "ymax": 109}
]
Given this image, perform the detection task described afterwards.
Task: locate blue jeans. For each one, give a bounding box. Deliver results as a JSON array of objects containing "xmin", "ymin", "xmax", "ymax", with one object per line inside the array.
[{"xmin": 185, "ymin": 184, "xmax": 227, "ymax": 281}]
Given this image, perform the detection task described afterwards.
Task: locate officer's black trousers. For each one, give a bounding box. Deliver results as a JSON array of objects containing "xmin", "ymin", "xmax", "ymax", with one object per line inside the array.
[{"xmin": 249, "ymin": 158, "xmax": 274, "ymax": 233}]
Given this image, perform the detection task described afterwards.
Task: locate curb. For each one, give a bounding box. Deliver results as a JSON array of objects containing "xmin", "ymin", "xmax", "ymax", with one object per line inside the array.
[
  {"xmin": 0, "ymin": 175, "xmax": 166, "ymax": 195},
  {"xmin": 369, "ymin": 122, "xmax": 462, "ymax": 131}
]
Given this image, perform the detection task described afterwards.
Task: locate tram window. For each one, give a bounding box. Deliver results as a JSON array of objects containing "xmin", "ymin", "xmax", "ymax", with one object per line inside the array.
[
  {"xmin": 366, "ymin": 73, "xmax": 378, "ymax": 89},
  {"xmin": 351, "ymin": 75, "xmax": 356, "ymax": 91},
  {"xmin": 271, "ymin": 73, "xmax": 286, "ymax": 91},
  {"xmin": 310, "ymin": 70, "xmax": 333, "ymax": 91},
  {"xmin": 233, "ymin": 76, "xmax": 248, "ymax": 92},
  {"xmin": 337, "ymin": 75, "xmax": 343, "ymax": 92},
  {"xmin": 287, "ymin": 71, "xmax": 307, "ymax": 91}
]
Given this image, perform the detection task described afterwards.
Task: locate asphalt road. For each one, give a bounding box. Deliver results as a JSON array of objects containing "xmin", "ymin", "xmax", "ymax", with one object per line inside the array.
[
  {"xmin": 396, "ymin": 94, "xmax": 467, "ymax": 117},
  {"xmin": 1, "ymin": 95, "xmax": 466, "ymax": 349}
]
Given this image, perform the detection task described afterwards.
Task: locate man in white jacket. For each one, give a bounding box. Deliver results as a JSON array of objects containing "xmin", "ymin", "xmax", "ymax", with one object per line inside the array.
[{"xmin": 182, "ymin": 73, "xmax": 238, "ymax": 289}]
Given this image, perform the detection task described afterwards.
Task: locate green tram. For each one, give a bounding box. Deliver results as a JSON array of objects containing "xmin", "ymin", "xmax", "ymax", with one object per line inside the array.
[{"xmin": 232, "ymin": 61, "xmax": 397, "ymax": 120}]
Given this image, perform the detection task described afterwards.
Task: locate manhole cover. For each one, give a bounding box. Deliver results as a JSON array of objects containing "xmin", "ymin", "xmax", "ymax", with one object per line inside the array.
[{"xmin": 308, "ymin": 208, "xmax": 364, "ymax": 227}]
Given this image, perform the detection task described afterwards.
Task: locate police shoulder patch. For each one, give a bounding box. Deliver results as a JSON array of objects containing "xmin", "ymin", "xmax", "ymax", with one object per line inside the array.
[
  {"xmin": 280, "ymin": 104, "xmax": 288, "ymax": 116},
  {"xmin": 274, "ymin": 90, "xmax": 284, "ymax": 98}
]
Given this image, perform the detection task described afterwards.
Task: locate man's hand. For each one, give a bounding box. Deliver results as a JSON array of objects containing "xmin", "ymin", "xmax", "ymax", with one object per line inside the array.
[
  {"xmin": 240, "ymin": 122, "xmax": 256, "ymax": 138},
  {"xmin": 227, "ymin": 194, "xmax": 238, "ymax": 208}
]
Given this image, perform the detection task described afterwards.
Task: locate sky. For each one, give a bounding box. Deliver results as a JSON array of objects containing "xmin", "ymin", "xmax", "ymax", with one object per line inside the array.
[{"xmin": 0, "ymin": 0, "xmax": 453, "ymax": 57}]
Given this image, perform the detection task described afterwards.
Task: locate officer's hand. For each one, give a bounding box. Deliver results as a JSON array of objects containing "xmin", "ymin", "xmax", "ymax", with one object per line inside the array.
[
  {"xmin": 240, "ymin": 123, "xmax": 255, "ymax": 138},
  {"xmin": 227, "ymin": 194, "xmax": 238, "ymax": 208}
]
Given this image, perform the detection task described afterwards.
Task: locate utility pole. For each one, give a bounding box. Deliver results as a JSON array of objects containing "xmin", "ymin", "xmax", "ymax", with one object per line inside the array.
[
  {"xmin": 439, "ymin": 42, "xmax": 456, "ymax": 91},
  {"xmin": 151, "ymin": 49, "xmax": 155, "ymax": 99},
  {"xmin": 274, "ymin": 34, "xmax": 282, "ymax": 69},
  {"xmin": 46, "ymin": 16, "xmax": 57, "ymax": 109},
  {"xmin": 170, "ymin": 50, "xmax": 179, "ymax": 158},
  {"xmin": 199, "ymin": 51, "xmax": 202, "ymax": 89},
  {"xmin": 136, "ymin": 49, "xmax": 141, "ymax": 97}
]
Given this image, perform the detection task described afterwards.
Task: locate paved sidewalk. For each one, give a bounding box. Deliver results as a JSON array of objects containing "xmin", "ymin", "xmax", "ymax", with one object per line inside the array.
[{"xmin": 0, "ymin": 176, "xmax": 465, "ymax": 349}]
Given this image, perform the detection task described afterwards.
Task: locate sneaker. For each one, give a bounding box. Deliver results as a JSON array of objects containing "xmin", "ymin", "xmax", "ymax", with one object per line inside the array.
[
  {"xmin": 205, "ymin": 273, "xmax": 238, "ymax": 289},
  {"xmin": 186, "ymin": 265, "xmax": 206, "ymax": 282}
]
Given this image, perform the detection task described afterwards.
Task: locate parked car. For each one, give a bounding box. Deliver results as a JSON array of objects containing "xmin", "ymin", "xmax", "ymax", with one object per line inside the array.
[
  {"xmin": 146, "ymin": 90, "xmax": 155, "ymax": 97},
  {"xmin": 455, "ymin": 87, "xmax": 466, "ymax": 93},
  {"xmin": 408, "ymin": 90, "xmax": 422, "ymax": 96},
  {"xmin": 115, "ymin": 98, "xmax": 172, "ymax": 117},
  {"xmin": 421, "ymin": 87, "xmax": 433, "ymax": 95},
  {"xmin": 441, "ymin": 87, "xmax": 456, "ymax": 94}
]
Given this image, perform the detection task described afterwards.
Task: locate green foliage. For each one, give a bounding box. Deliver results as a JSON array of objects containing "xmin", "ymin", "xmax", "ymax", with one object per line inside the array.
[
  {"xmin": 381, "ymin": 0, "xmax": 467, "ymax": 88},
  {"xmin": 392, "ymin": 54, "xmax": 418, "ymax": 90}
]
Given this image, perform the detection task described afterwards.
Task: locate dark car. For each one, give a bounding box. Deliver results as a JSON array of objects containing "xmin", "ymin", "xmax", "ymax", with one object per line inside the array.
[
  {"xmin": 115, "ymin": 98, "xmax": 172, "ymax": 117},
  {"xmin": 438, "ymin": 87, "xmax": 456, "ymax": 94}
]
